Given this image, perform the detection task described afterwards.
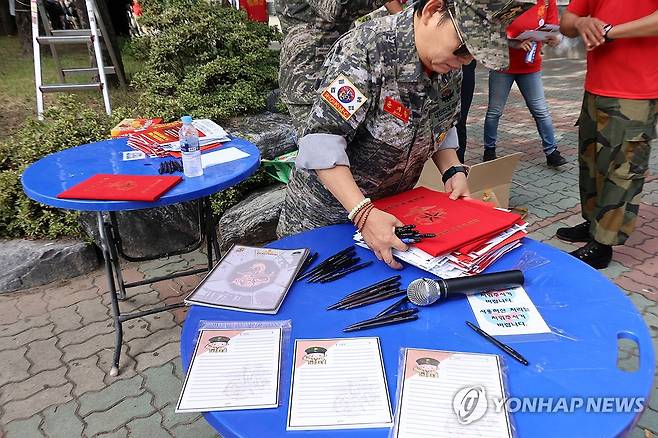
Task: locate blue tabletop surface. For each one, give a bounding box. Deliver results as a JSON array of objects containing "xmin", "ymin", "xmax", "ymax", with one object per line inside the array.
[
  {"xmin": 181, "ymin": 224, "xmax": 654, "ymax": 438},
  {"xmin": 21, "ymin": 137, "xmax": 260, "ymax": 212}
]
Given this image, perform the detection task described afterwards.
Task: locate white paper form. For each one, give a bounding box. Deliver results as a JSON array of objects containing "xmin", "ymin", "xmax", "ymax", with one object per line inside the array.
[
  {"xmin": 176, "ymin": 328, "xmax": 282, "ymax": 412},
  {"xmin": 467, "ymin": 286, "xmax": 551, "ymax": 336},
  {"xmin": 201, "ymin": 147, "xmax": 250, "ymax": 168},
  {"xmin": 394, "ymin": 349, "xmax": 513, "ymax": 438},
  {"xmin": 287, "ymin": 337, "xmax": 393, "ymax": 431}
]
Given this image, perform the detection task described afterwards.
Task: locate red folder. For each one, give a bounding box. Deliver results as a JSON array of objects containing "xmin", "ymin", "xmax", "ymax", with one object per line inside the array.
[
  {"xmin": 57, "ymin": 174, "xmax": 182, "ymax": 202},
  {"xmin": 373, "ymin": 187, "xmax": 521, "ymax": 257}
]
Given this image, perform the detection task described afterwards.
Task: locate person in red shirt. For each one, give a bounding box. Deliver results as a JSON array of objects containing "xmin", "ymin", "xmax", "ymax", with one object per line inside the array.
[
  {"xmin": 556, "ymin": 2, "xmax": 658, "ymax": 269},
  {"xmin": 482, "ymin": 0, "xmax": 567, "ymax": 167}
]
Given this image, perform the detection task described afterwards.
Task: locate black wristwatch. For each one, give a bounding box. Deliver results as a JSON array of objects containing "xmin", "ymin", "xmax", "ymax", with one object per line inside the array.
[
  {"xmin": 442, "ymin": 165, "xmax": 468, "ymax": 184},
  {"xmin": 603, "ymin": 24, "xmax": 614, "ymax": 43}
]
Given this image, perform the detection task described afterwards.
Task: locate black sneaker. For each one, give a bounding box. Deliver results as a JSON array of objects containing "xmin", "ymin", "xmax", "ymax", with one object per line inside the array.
[
  {"xmin": 556, "ymin": 221, "xmax": 591, "ymax": 242},
  {"xmin": 569, "ymin": 240, "xmax": 612, "ymax": 269},
  {"xmin": 483, "ymin": 148, "xmax": 497, "ymax": 162},
  {"xmin": 546, "ymin": 149, "xmax": 567, "ymax": 167}
]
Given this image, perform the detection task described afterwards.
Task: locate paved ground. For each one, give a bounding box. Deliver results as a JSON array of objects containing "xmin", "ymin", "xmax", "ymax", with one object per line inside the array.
[{"xmin": 0, "ymin": 58, "xmax": 656, "ymax": 437}]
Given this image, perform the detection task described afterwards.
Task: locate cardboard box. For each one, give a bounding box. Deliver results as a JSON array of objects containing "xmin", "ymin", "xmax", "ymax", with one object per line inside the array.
[{"xmin": 415, "ymin": 152, "xmax": 523, "ymax": 208}]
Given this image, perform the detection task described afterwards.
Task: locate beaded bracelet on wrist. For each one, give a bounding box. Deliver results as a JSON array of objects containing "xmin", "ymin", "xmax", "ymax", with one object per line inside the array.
[{"xmin": 347, "ymin": 197, "xmax": 372, "ymax": 221}]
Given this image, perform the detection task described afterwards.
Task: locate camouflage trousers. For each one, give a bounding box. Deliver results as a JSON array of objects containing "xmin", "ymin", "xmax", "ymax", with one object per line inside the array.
[{"xmin": 578, "ymin": 92, "xmax": 657, "ymax": 245}]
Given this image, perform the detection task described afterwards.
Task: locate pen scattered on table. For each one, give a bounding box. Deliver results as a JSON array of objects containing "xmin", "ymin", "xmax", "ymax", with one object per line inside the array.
[
  {"xmin": 327, "ymin": 276, "xmax": 401, "ymax": 310},
  {"xmin": 394, "ymin": 224, "xmax": 435, "ymax": 243},
  {"xmin": 466, "ymin": 321, "xmax": 529, "ymax": 366},
  {"xmin": 295, "ymin": 246, "xmax": 354, "ymax": 282},
  {"xmin": 344, "ymin": 313, "xmax": 419, "ymax": 332},
  {"xmin": 294, "ymin": 251, "xmax": 318, "ymax": 280},
  {"xmin": 158, "ymin": 159, "xmax": 183, "ymax": 174}
]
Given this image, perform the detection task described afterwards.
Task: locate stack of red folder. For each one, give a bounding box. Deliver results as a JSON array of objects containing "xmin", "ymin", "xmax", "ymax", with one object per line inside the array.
[{"xmin": 354, "ymin": 187, "xmax": 527, "ymax": 277}]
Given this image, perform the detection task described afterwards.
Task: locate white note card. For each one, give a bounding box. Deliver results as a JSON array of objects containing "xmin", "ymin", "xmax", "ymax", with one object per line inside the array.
[
  {"xmin": 201, "ymin": 147, "xmax": 250, "ymax": 168},
  {"xmin": 176, "ymin": 327, "xmax": 282, "ymax": 412},
  {"xmin": 394, "ymin": 349, "xmax": 513, "ymax": 438},
  {"xmin": 467, "ymin": 286, "xmax": 551, "ymax": 336},
  {"xmin": 287, "ymin": 337, "xmax": 393, "ymax": 431}
]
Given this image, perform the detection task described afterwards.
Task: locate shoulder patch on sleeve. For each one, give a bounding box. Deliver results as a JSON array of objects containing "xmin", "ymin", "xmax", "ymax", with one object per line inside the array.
[{"xmin": 321, "ymin": 74, "xmax": 368, "ymax": 121}]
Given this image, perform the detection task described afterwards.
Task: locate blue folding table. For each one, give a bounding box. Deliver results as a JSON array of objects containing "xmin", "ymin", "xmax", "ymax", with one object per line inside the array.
[
  {"xmin": 22, "ymin": 136, "xmax": 260, "ymax": 375},
  {"xmin": 181, "ymin": 224, "xmax": 654, "ymax": 438}
]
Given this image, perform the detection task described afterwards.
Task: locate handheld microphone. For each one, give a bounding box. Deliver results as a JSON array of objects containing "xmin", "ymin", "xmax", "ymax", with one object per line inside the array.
[{"xmin": 406, "ymin": 270, "xmax": 525, "ymax": 306}]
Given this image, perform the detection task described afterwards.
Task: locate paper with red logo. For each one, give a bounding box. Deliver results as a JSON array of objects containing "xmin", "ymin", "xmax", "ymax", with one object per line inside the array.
[
  {"xmin": 287, "ymin": 337, "xmax": 393, "ymax": 430},
  {"xmin": 384, "ymin": 96, "xmax": 410, "ymax": 123},
  {"xmin": 184, "ymin": 245, "xmax": 309, "ymax": 314},
  {"xmin": 56, "ymin": 174, "xmax": 182, "ymax": 202},
  {"xmin": 393, "ymin": 348, "xmax": 512, "ymax": 438},
  {"xmin": 176, "ymin": 327, "xmax": 282, "ymax": 412},
  {"xmin": 321, "ymin": 74, "xmax": 368, "ymax": 121},
  {"xmin": 373, "ymin": 187, "xmax": 521, "ymax": 257}
]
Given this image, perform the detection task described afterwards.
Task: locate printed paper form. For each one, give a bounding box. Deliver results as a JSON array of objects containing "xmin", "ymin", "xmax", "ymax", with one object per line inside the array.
[
  {"xmin": 176, "ymin": 328, "xmax": 282, "ymax": 412},
  {"xmin": 287, "ymin": 337, "xmax": 393, "ymax": 430},
  {"xmin": 467, "ymin": 286, "xmax": 551, "ymax": 336},
  {"xmin": 394, "ymin": 349, "xmax": 512, "ymax": 438}
]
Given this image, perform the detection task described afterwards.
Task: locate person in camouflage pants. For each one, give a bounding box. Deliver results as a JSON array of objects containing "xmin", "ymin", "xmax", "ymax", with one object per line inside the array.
[
  {"xmin": 274, "ymin": 0, "xmax": 404, "ymax": 134},
  {"xmin": 276, "ymin": 0, "xmax": 533, "ymax": 269},
  {"xmin": 558, "ymin": 3, "xmax": 658, "ymax": 269}
]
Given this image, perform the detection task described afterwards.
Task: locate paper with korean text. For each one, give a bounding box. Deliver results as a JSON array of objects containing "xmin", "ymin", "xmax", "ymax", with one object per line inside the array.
[
  {"xmin": 393, "ymin": 348, "xmax": 513, "ymax": 438},
  {"xmin": 467, "ymin": 286, "xmax": 551, "ymax": 336},
  {"xmin": 287, "ymin": 337, "xmax": 393, "ymax": 430},
  {"xmin": 176, "ymin": 327, "xmax": 282, "ymax": 412}
]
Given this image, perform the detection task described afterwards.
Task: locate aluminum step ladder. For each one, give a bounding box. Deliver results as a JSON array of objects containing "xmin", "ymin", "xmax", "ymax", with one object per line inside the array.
[{"xmin": 30, "ymin": 0, "xmax": 126, "ymax": 119}]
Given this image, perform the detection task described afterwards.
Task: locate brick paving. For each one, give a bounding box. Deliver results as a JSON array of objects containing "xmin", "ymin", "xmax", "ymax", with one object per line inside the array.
[{"xmin": 0, "ymin": 58, "xmax": 656, "ymax": 437}]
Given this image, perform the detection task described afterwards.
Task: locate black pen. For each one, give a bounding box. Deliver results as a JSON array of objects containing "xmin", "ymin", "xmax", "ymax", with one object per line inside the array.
[
  {"xmin": 307, "ymin": 255, "xmax": 358, "ymax": 282},
  {"xmin": 329, "ymin": 282, "xmax": 401, "ymax": 309},
  {"xmin": 309, "ymin": 257, "xmax": 360, "ymax": 282},
  {"xmin": 346, "ymin": 308, "xmax": 419, "ymax": 330},
  {"xmin": 319, "ymin": 261, "xmax": 373, "ymax": 283},
  {"xmin": 297, "ymin": 246, "xmax": 355, "ymax": 281},
  {"xmin": 375, "ymin": 296, "xmax": 409, "ymax": 318},
  {"xmin": 343, "ymin": 314, "xmax": 419, "ymax": 332},
  {"xmin": 334, "ymin": 287, "xmax": 401, "ymax": 310},
  {"xmin": 295, "ymin": 252, "xmax": 318, "ymax": 280},
  {"xmin": 466, "ymin": 321, "xmax": 529, "ymax": 366},
  {"xmin": 342, "ymin": 289, "xmax": 406, "ymax": 309},
  {"xmin": 339, "ymin": 276, "xmax": 401, "ymax": 301}
]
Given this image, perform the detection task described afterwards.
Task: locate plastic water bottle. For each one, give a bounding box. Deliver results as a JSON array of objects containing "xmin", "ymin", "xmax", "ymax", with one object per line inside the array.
[
  {"xmin": 179, "ymin": 115, "xmax": 203, "ymax": 177},
  {"xmin": 525, "ymin": 41, "xmax": 538, "ymax": 64}
]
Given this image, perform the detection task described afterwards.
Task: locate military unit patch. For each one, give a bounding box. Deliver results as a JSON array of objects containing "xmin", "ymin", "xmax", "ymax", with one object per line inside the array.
[{"xmin": 321, "ymin": 74, "xmax": 367, "ymax": 120}]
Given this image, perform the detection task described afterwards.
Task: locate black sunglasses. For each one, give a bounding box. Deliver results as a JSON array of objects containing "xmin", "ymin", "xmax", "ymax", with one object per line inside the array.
[{"xmin": 447, "ymin": 8, "xmax": 472, "ymax": 58}]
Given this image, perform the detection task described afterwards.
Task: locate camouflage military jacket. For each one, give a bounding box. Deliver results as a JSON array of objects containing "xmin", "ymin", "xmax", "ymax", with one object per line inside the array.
[
  {"xmin": 278, "ymin": 8, "xmax": 462, "ymax": 235},
  {"xmin": 275, "ymin": 0, "xmax": 390, "ymax": 104}
]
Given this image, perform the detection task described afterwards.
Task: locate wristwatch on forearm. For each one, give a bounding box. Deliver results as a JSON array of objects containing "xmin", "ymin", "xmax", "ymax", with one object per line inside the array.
[
  {"xmin": 441, "ymin": 165, "xmax": 468, "ymax": 184},
  {"xmin": 603, "ymin": 24, "xmax": 614, "ymax": 42}
]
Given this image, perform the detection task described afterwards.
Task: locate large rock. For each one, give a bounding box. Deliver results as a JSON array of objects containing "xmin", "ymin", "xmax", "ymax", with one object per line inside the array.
[
  {"xmin": 0, "ymin": 239, "xmax": 100, "ymax": 293},
  {"xmin": 78, "ymin": 200, "xmax": 202, "ymax": 260},
  {"xmin": 218, "ymin": 185, "xmax": 286, "ymax": 251},
  {"xmin": 224, "ymin": 112, "xmax": 297, "ymax": 159}
]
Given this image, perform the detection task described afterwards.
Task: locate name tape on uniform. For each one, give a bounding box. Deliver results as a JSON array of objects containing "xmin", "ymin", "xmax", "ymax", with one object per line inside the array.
[{"xmin": 321, "ymin": 74, "xmax": 367, "ymax": 121}]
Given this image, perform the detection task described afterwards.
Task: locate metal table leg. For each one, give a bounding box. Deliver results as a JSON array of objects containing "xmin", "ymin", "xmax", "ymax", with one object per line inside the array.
[{"xmin": 96, "ymin": 198, "xmax": 220, "ymax": 376}]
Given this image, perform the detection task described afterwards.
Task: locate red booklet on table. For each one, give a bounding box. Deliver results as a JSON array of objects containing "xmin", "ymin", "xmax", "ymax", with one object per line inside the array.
[
  {"xmin": 373, "ymin": 187, "xmax": 521, "ymax": 257},
  {"xmin": 57, "ymin": 174, "xmax": 182, "ymax": 202}
]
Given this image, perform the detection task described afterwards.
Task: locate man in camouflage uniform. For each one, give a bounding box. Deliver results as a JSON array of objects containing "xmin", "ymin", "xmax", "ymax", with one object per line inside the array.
[
  {"xmin": 557, "ymin": 3, "xmax": 658, "ymax": 269},
  {"xmin": 276, "ymin": 0, "xmax": 533, "ymax": 269},
  {"xmin": 275, "ymin": 0, "xmax": 404, "ymax": 133}
]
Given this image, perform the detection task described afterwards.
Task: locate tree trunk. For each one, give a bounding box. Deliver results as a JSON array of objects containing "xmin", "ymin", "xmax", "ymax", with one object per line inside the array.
[{"xmin": 14, "ymin": 9, "xmax": 31, "ymax": 54}]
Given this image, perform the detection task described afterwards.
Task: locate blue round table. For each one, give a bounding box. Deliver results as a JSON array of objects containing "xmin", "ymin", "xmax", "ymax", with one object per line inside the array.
[
  {"xmin": 181, "ymin": 224, "xmax": 654, "ymax": 438},
  {"xmin": 22, "ymin": 136, "xmax": 260, "ymax": 375}
]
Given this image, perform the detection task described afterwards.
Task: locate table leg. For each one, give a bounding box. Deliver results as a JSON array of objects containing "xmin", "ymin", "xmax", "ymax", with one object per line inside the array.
[
  {"xmin": 97, "ymin": 212, "xmax": 124, "ymax": 377},
  {"xmin": 108, "ymin": 212, "xmax": 128, "ymax": 300},
  {"xmin": 204, "ymin": 197, "xmax": 220, "ymax": 269}
]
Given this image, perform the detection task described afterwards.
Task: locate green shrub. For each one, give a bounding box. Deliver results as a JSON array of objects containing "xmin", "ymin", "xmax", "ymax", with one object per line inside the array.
[
  {"xmin": 0, "ymin": 97, "xmax": 131, "ymax": 239},
  {"xmin": 132, "ymin": 0, "xmax": 280, "ymax": 122}
]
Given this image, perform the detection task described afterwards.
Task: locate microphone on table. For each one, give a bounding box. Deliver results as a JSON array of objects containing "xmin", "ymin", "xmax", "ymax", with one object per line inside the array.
[{"xmin": 406, "ymin": 270, "xmax": 525, "ymax": 306}]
